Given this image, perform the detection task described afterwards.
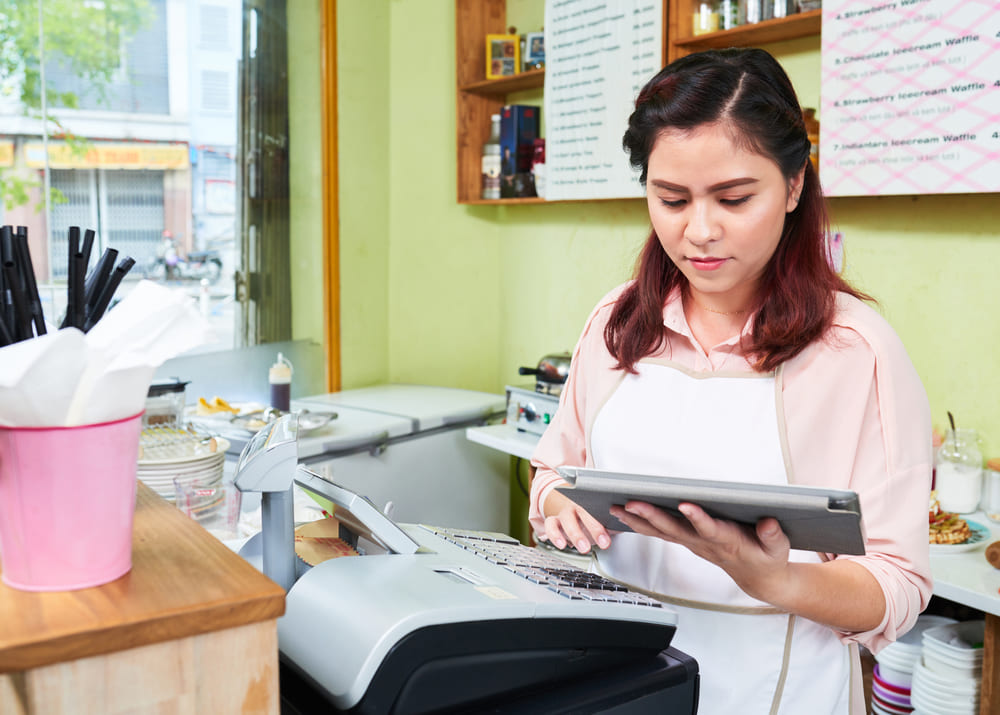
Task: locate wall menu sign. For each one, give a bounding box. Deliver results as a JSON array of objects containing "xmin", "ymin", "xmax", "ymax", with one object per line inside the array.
[
  {"xmin": 544, "ymin": 0, "xmax": 663, "ymax": 201},
  {"xmin": 820, "ymin": 0, "xmax": 1000, "ymax": 197}
]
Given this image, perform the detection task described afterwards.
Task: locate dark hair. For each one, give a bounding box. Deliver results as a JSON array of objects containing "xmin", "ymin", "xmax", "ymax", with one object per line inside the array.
[{"xmin": 606, "ymin": 48, "xmax": 869, "ymax": 373}]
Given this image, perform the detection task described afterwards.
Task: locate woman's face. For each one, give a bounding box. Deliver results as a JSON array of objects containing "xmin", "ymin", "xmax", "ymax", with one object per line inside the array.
[{"xmin": 645, "ymin": 122, "xmax": 804, "ymax": 310}]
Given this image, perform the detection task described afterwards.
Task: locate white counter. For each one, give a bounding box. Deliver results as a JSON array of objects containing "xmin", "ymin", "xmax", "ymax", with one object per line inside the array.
[{"xmin": 466, "ymin": 423, "xmax": 541, "ymax": 461}]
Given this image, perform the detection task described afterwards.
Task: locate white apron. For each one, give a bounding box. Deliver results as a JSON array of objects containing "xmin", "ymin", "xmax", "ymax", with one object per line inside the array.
[{"xmin": 589, "ymin": 359, "xmax": 860, "ymax": 715}]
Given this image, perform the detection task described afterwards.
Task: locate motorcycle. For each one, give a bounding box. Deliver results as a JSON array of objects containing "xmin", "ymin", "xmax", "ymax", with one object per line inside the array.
[{"xmin": 146, "ymin": 245, "xmax": 224, "ymax": 283}]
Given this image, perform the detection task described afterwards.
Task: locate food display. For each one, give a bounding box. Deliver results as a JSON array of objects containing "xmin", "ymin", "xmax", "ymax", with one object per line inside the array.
[{"xmin": 929, "ymin": 491, "xmax": 972, "ymax": 545}]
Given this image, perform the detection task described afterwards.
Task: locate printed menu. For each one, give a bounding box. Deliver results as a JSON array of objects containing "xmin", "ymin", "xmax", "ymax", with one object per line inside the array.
[
  {"xmin": 544, "ymin": 0, "xmax": 663, "ymax": 201},
  {"xmin": 821, "ymin": 0, "xmax": 1000, "ymax": 196}
]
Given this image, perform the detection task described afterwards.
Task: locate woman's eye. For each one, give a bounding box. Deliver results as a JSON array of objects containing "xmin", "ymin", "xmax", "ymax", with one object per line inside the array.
[
  {"xmin": 720, "ymin": 196, "xmax": 751, "ymax": 206},
  {"xmin": 659, "ymin": 198, "xmax": 686, "ymax": 208}
]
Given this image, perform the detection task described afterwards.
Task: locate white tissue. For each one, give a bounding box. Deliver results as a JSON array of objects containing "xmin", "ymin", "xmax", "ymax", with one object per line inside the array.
[{"xmin": 0, "ymin": 280, "xmax": 214, "ymax": 427}]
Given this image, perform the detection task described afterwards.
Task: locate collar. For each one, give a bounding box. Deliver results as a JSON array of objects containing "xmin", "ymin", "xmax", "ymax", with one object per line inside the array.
[{"xmin": 662, "ymin": 287, "xmax": 754, "ymax": 350}]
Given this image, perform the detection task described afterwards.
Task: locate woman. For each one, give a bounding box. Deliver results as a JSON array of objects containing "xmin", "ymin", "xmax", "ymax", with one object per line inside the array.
[{"xmin": 528, "ymin": 48, "xmax": 932, "ymax": 714}]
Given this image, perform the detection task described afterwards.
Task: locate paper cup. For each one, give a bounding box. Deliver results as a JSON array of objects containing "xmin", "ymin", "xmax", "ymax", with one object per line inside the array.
[{"xmin": 0, "ymin": 413, "xmax": 142, "ymax": 591}]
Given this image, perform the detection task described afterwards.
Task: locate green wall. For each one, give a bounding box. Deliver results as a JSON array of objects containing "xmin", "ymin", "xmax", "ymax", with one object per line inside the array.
[{"xmin": 332, "ymin": 2, "xmax": 1000, "ymax": 460}]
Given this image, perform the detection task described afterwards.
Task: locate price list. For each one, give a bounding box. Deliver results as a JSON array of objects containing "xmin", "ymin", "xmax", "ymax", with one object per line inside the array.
[
  {"xmin": 820, "ymin": 0, "xmax": 1000, "ymax": 196},
  {"xmin": 544, "ymin": 0, "xmax": 663, "ymax": 201}
]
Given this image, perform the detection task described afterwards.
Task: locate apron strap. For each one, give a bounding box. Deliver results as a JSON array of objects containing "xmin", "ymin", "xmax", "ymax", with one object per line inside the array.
[
  {"xmin": 593, "ymin": 557, "xmax": 786, "ymax": 615},
  {"xmin": 768, "ymin": 615, "xmax": 796, "ymax": 715}
]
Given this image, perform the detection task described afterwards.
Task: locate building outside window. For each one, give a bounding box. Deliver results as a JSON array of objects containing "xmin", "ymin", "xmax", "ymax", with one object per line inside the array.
[{"xmin": 1, "ymin": 0, "xmax": 297, "ymax": 353}]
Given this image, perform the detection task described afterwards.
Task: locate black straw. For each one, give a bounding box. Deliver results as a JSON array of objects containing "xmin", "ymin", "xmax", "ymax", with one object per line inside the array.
[
  {"xmin": 83, "ymin": 256, "xmax": 135, "ymax": 332},
  {"xmin": 14, "ymin": 227, "xmax": 46, "ymax": 336},
  {"xmin": 83, "ymin": 247, "xmax": 118, "ymax": 318}
]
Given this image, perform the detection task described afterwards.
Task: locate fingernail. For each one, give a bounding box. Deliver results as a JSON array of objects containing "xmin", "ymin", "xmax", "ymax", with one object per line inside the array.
[
  {"xmin": 597, "ymin": 535, "xmax": 610, "ymax": 549},
  {"xmin": 577, "ymin": 539, "xmax": 590, "ymax": 553}
]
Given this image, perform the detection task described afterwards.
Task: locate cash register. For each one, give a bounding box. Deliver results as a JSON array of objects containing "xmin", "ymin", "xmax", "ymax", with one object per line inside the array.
[{"xmin": 235, "ymin": 415, "xmax": 699, "ymax": 714}]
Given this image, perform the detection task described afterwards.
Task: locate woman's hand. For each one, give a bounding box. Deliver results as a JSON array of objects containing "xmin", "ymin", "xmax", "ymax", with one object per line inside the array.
[
  {"xmin": 609, "ymin": 501, "xmax": 792, "ymax": 604},
  {"xmin": 542, "ymin": 490, "xmax": 612, "ymax": 554}
]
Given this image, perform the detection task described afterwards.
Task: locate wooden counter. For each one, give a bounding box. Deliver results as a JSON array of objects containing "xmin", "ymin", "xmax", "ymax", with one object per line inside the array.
[{"xmin": 0, "ymin": 482, "xmax": 285, "ymax": 713}]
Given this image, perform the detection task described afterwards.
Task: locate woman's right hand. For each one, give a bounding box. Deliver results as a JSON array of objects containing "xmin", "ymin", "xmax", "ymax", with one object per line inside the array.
[{"xmin": 542, "ymin": 489, "xmax": 611, "ymax": 553}]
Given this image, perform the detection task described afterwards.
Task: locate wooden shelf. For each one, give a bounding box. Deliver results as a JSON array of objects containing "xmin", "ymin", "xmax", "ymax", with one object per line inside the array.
[
  {"xmin": 459, "ymin": 68, "xmax": 545, "ymax": 97},
  {"xmin": 673, "ymin": 10, "xmax": 822, "ymax": 53}
]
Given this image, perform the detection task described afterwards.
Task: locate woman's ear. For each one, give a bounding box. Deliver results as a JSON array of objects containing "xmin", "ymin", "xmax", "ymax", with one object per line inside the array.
[{"xmin": 786, "ymin": 165, "xmax": 806, "ymax": 212}]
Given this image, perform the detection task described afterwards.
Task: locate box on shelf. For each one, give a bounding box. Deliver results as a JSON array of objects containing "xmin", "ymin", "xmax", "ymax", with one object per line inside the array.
[{"xmin": 499, "ymin": 104, "xmax": 540, "ymax": 199}]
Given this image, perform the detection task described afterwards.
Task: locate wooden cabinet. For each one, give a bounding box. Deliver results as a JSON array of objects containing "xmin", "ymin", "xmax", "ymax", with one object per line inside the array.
[
  {"xmin": 454, "ymin": 1, "xmax": 821, "ymax": 205},
  {"xmin": 667, "ymin": 3, "xmax": 821, "ymax": 61}
]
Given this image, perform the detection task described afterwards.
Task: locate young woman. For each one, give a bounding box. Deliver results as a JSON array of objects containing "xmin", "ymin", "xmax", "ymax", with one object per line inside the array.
[{"xmin": 528, "ymin": 48, "xmax": 932, "ymax": 714}]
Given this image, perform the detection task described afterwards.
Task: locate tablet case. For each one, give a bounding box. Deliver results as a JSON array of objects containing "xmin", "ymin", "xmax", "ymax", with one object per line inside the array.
[{"xmin": 555, "ymin": 466, "xmax": 865, "ymax": 555}]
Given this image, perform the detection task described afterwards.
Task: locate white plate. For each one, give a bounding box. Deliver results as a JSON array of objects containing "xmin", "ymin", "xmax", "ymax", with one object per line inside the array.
[
  {"xmin": 137, "ymin": 454, "xmax": 225, "ymax": 477},
  {"xmin": 929, "ymin": 519, "xmax": 990, "ymax": 553},
  {"xmin": 138, "ymin": 437, "xmax": 230, "ymax": 466}
]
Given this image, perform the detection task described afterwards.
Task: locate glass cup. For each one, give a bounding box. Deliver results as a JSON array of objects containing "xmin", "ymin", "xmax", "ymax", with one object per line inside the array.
[
  {"xmin": 934, "ymin": 428, "xmax": 983, "ymax": 513},
  {"xmin": 982, "ymin": 463, "xmax": 1000, "ymax": 523},
  {"xmin": 174, "ymin": 477, "xmax": 243, "ymax": 541}
]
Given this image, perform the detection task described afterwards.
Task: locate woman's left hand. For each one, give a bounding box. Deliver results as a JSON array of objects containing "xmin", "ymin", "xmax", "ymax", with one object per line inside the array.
[{"xmin": 609, "ymin": 501, "xmax": 792, "ymax": 604}]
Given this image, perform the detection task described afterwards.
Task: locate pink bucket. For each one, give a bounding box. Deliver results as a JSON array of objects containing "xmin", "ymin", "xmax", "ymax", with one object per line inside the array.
[{"xmin": 0, "ymin": 413, "xmax": 142, "ymax": 591}]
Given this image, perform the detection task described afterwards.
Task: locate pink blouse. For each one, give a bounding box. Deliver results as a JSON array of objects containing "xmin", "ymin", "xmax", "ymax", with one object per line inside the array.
[{"xmin": 529, "ymin": 283, "xmax": 934, "ymax": 653}]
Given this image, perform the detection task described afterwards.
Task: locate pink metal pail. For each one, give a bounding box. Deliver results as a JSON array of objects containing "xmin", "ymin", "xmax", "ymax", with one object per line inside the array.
[{"xmin": 0, "ymin": 413, "xmax": 143, "ymax": 591}]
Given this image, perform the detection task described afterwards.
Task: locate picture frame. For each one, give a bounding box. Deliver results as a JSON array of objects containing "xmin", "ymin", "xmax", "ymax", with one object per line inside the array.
[
  {"xmin": 485, "ymin": 34, "xmax": 519, "ymax": 79},
  {"xmin": 524, "ymin": 31, "xmax": 545, "ymax": 70}
]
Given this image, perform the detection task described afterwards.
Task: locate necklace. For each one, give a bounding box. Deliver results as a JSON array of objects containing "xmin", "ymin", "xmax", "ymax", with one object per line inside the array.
[{"xmin": 691, "ymin": 298, "xmax": 747, "ymax": 317}]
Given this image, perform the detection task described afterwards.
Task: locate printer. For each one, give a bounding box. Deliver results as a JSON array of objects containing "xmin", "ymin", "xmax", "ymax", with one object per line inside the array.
[{"xmin": 235, "ymin": 415, "xmax": 699, "ymax": 714}]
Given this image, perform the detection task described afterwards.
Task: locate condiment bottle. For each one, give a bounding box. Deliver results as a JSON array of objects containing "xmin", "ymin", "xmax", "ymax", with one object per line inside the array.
[
  {"xmin": 481, "ymin": 114, "xmax": 501, "ymax": 200},
  {"xmin": 268, "ymin": 353, "xmax": 293, "ymax": 412},
  {"xmin": 935, "ymin": 428, "xmax": 983, "ymax": 513}
]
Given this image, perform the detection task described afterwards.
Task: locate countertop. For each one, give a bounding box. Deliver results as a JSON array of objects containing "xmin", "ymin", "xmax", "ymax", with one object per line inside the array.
[
  {"xmin": 929, "ymin": 513, "xmax": 1000, "ymax": 616},
  {"xmin": 0, "ymin": 482, "xmax": 286, "ymax": 673}
]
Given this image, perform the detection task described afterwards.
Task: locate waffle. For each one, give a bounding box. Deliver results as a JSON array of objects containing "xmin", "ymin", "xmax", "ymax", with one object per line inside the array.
[{"xmin": 929, "ymin": 491, "xmax": 971, "ymax": 544}]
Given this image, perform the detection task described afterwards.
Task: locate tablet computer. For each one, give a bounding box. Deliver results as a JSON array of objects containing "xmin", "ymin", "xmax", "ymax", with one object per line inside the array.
[{"xmin": 555, "ymin": 466, "xmax": 865, "ymax": 555}]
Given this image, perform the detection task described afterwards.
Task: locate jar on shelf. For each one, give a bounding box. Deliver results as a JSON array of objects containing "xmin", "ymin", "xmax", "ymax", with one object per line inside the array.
[
  {"xmin": 693, "ymin": 2, "xmax": 720, "ymax": 35},
  {"xmin": 935, "ymin": 428, "xmax": 983, "ymax": 513},
  {"xmin": 719, "ymin": 0, "xmax": 743, "ymax": 29},
  {"xmin": 983, "ymin": 459, "xmax": 1000, "ymax": 523}
]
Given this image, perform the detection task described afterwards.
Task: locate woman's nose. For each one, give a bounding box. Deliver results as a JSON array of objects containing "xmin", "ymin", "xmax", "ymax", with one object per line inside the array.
[{"xmin": 683, "ymin": 202, "xmax": 720, "ymax": 245}]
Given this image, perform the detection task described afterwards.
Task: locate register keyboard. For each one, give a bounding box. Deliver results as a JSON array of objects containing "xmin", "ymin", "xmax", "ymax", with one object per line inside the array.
[{"xmin": 421, "ymin": 525, "xmax": 666, "ymax": 607}]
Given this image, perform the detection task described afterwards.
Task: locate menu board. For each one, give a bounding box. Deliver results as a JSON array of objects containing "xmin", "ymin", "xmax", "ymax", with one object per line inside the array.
[
  {"xmin": 820, "ymin": 0, "xmax": 1000, "ymax": 196},
  {"xmin": 544, "ymin": 0, "xmax": 663, "ymax": 201}
]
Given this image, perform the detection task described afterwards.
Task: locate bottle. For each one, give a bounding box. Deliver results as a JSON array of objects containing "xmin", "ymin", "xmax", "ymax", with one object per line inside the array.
[
  {"xmin": 935, "ymin": 428, "xmax": 983, "ymax": 513},
  {"xmin": 802, "ymin": 107, "xmax": 820, "ymax": 170},
  {"xmin": 481, "ymin": 114, "xmax": 501, "ymax": 200},
  {"xmin": 530, "ymin": 138, "xmax": 546, "ymax": 199},
  {"xmin": 268, "ymin": 353, "xmax": 293, "ymax": 412}
]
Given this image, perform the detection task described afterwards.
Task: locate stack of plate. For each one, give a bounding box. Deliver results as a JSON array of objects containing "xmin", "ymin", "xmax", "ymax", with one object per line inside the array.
[
  {"xmin": 910, "ymin": 620, "xmax": 983, "ymax": 715},
  {"xmin": 872, "ymin": 664, "xmax": 913, "ymax": 714},
  {"xmin": 137, "ymin": 429, "xmax": 229, "ymax": 501},
  {"xmin": 871, "ymin": 614, "xmax": 957, "ymax": 714}
]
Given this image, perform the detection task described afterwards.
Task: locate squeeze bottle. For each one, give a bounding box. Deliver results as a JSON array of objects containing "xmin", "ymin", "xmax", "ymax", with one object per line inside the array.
[{"xmin": 268, "ymin": 353, "xmax": 293, "ymax": 412}]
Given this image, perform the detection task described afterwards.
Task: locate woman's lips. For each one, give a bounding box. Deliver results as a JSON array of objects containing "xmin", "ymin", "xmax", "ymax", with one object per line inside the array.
[{"xmin": 688, "ymin": 257, "xmax": 727, "ymax": 271}]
